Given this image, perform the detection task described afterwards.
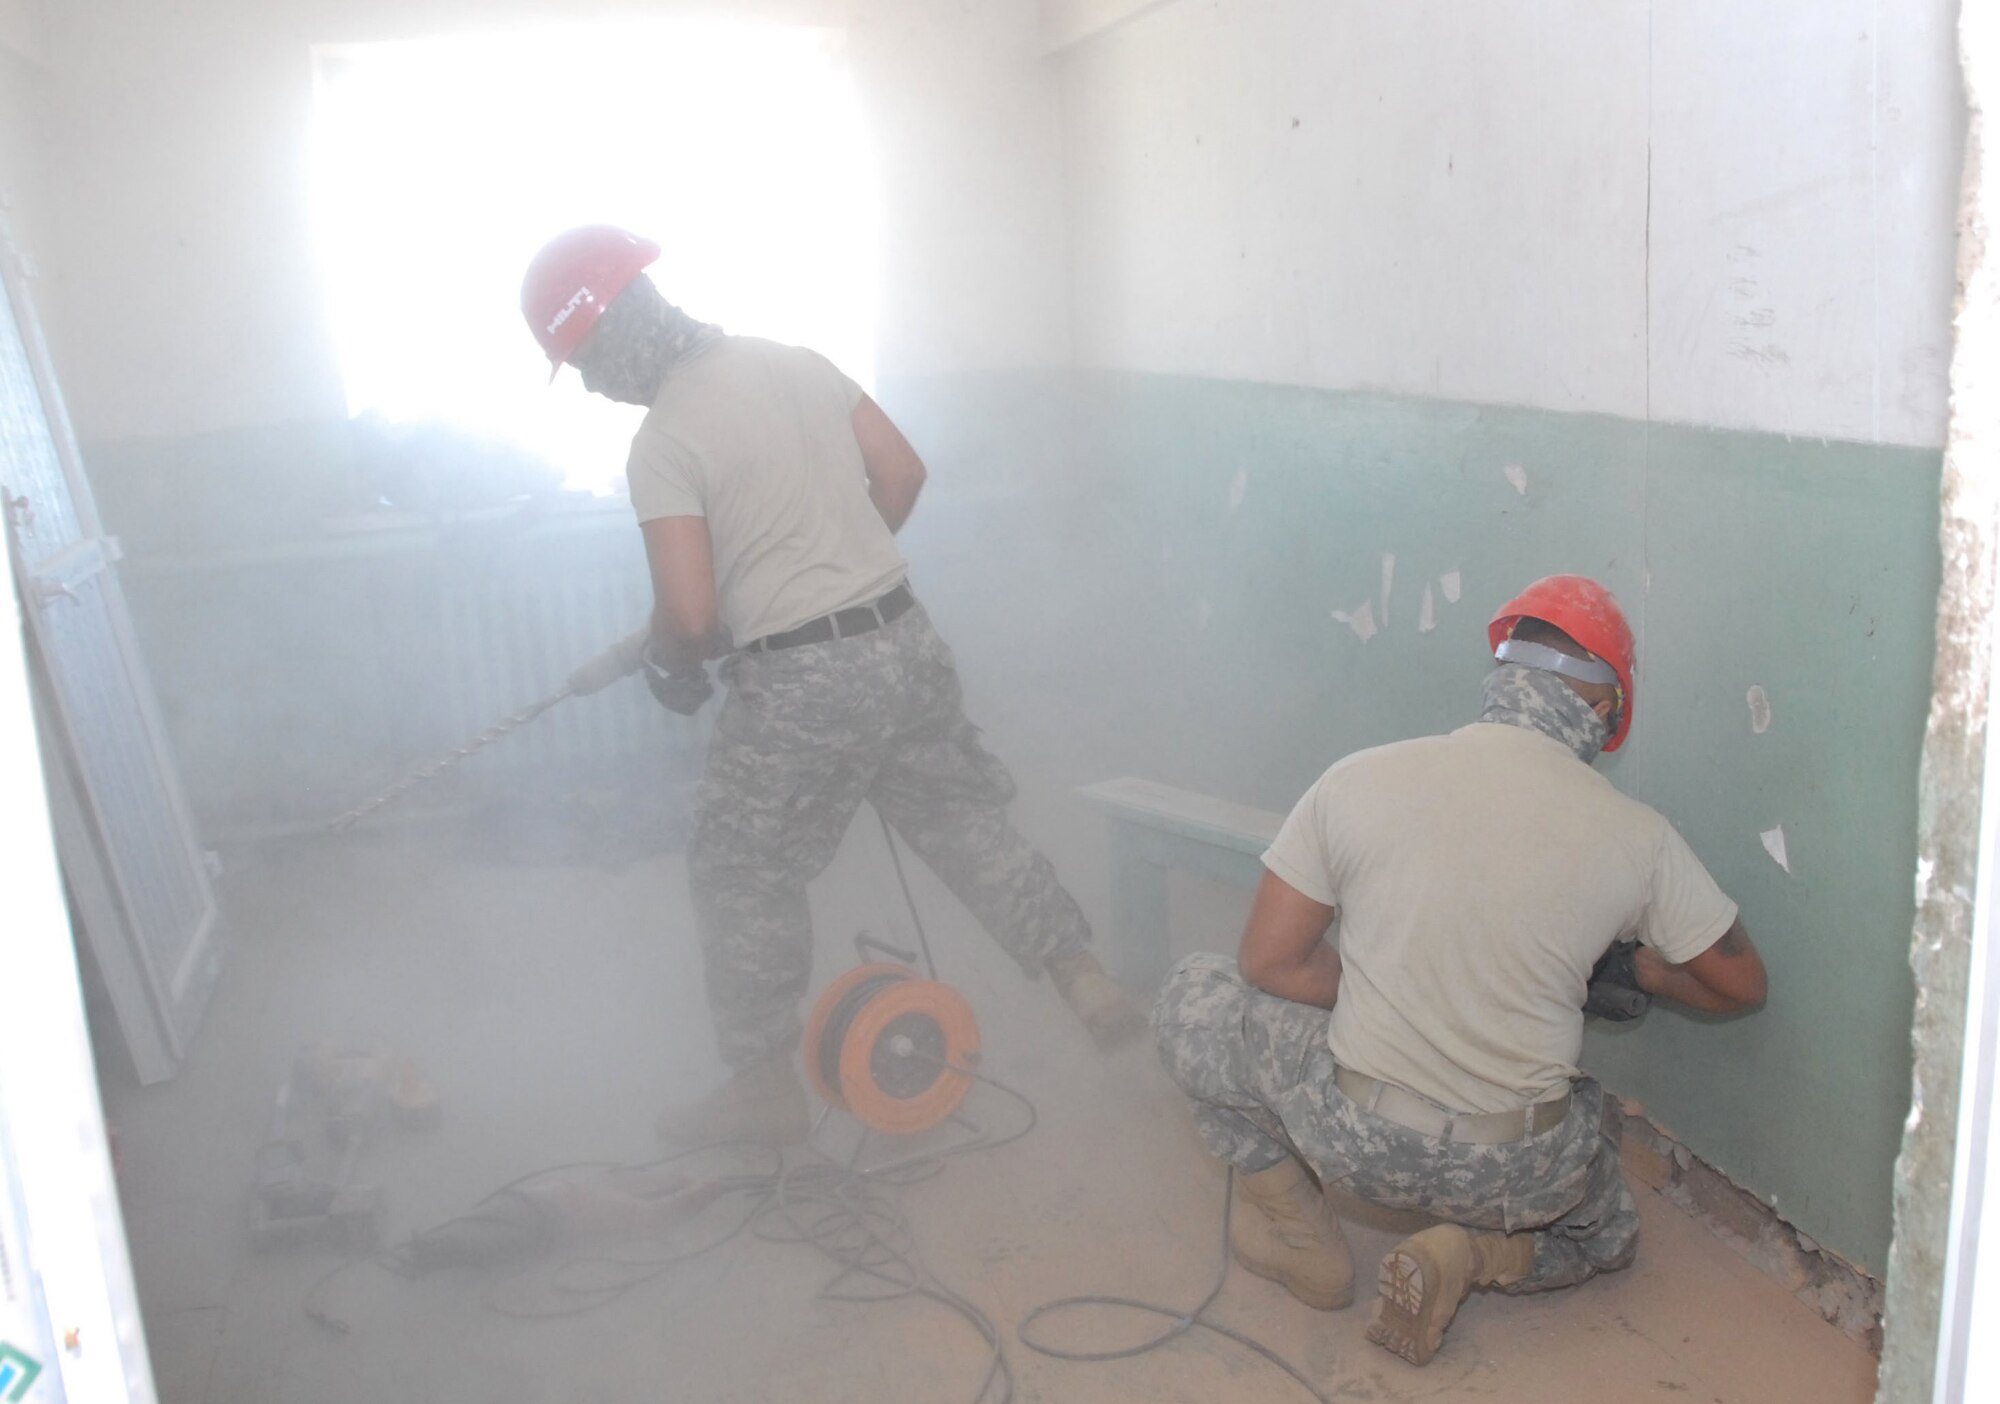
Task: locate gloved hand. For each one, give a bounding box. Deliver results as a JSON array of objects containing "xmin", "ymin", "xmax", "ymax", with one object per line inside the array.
[
  {"xmin": 1583, "ymin": 940, "xmax": 1650, "ymax": 1021},
  {"xmin": 566, "ymin": 625, "xmax": 651, "ymax": 697},
  {"xmin": 642, "ymin": 644, "xmax": 714, "ymax": 717}
]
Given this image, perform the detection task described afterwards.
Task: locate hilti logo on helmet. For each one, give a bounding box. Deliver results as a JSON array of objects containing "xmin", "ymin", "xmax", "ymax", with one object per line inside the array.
[
  {"xmin": 523, "ymin": 226, "xmax": 660, "ymax": 369},
  {"xmin": 545, "ymin": 287, "xmax": 593, "ymax": 338}
]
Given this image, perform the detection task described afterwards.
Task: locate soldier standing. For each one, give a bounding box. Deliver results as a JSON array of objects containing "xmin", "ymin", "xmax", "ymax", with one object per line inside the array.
[{"xmin": 523, "ymin": 227, "xmax": 1143, "ymax": 1146}]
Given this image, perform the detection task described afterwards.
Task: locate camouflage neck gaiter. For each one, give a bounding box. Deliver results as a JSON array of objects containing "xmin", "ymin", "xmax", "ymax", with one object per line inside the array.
[
  {"xmin": 1478, "ymin": 663, "xmax": 1609, "ymax": 764},
  {"xmin": 570, "ymin": 275, "xmax": 724, "ymax": 407}
]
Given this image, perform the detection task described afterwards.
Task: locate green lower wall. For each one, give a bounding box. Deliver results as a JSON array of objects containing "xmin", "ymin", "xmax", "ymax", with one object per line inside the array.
[
  {"xmin": 89, "ymin": 367, "xmax": 1938, "ymax": 1273},
  {"xmin": 888, "ymin": 370, "xmax": 1938, "ymax": 1274}
]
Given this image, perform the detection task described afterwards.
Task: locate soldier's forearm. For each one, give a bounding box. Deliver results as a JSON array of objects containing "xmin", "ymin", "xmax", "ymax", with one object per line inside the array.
[
  {"xmin": 1633, "ymin": 944, "xmax": 1752, "ymax": 1014},
  {"xmin": 1242, "ymin": 940, "xmax": 1343, "ymax": 1011},
  {"xmin": 650, "ymin": 608, "xmax": 727, "ymax": 671}
]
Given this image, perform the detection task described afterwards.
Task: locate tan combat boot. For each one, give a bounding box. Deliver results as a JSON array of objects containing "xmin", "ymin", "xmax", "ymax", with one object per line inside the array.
[
  {"xmin": 1229, "ymin": 1157, "xmax": 1356, "ymax": 1310},
  {"xmin": 655, "ymin": 1056, "xmax": 810, "ymax": 1147},
  {"xmin": 1365, "ymin": 1223, "xmax": 1536, "ymax": 1366},
  {"xmin": 1046, "ymin": 949, "xmax": 1149, "ymax": 1051}
]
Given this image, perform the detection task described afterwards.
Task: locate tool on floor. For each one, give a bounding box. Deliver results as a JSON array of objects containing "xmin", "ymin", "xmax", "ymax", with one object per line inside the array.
[
  {"xmin": 251, "ymin": 1074, "xmax": 381, "ymax": 1250},
  {"xmin": 309, "ymin": 1116, "xmax": 1036, "ymax": 1400},
  {"xmin": 385, "ymin": 1165, "xmax": 739, "ymax": 1276},
  {"xmin": 250, "ymin": 1043, "xmax": 440, "ymax": 1250},
  {"xmin": 292, "ymin": 1041, "xmax": 442, "ymax": 1135},
  {"xmin": 326, "ymin": 625, "xmax": 651, "ymax": 831}
]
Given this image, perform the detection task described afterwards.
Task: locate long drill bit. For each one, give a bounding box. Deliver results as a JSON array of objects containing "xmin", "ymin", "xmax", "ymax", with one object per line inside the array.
[
  {"xmin": 328, "ymin": 627, "xmax": 652, "ymax": 832},
  {"xmin": 326, "ymin": 684, "xmax": 576, "ymax": 832}
]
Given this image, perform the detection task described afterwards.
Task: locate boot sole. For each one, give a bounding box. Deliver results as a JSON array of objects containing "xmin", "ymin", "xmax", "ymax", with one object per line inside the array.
[{"xmin": 1365, "ymin": 1247, "xmax": 1444, "ymax": 1366}]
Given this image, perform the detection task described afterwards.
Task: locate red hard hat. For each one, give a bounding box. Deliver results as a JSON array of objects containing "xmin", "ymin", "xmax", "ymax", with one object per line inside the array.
[
  {"xmin": 1487, "ymin": 575, "xmax": 1638, "ymax": 751},
  {"xmin": 520, "ymin": 225, "xmax": 661, "ymax": 373}
]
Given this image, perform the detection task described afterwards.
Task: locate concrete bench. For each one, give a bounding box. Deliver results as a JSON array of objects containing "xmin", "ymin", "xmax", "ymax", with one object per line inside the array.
[{"xmin": 1075, "ymin": 776, "xmax": 1284, "ymax": 989}]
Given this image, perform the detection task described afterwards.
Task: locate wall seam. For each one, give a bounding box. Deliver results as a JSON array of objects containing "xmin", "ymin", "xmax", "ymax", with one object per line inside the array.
[
  {"xmin": 1641, "ymin": 0, "xmax": 1656, "ymax": 657},
  {"xmin": 1644, "ymin": 0, "xmax": 1654, "ymax": 429},
  {"xmin": 1873, "ymin": 0, "xmax": 1885, "ymax": 445}
]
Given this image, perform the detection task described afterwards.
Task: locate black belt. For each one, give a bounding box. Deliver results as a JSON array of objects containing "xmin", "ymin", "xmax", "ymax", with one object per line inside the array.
[{"xmin": 746, "ymin": 583, "xmax": 915, "ymax": 653}]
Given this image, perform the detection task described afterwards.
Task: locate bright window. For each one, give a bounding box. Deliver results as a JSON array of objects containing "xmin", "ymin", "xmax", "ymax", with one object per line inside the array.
[{"xmin": 309, "ymin": 21, "xmax": 880, "ymax": 497}]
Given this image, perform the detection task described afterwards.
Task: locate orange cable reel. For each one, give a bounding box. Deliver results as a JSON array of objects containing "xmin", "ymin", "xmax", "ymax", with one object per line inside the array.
[{"xmin": 802, "ymin": 963, "xmax": 980, "ymax": 1135}]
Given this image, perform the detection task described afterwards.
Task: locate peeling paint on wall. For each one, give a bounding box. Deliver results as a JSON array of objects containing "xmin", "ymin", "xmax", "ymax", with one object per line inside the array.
[
  {"xmin": 1419, "ymin": 584, "xmax": 1436, "ymax": 633},
  {"xmin": 1761, "ymin": 825, "xmax": 1792, "ymax": 874},
  {"xmin": 1748, "ymin": 684, "xmax": 1773, "ymax": 734},
  {"xmin": 1040, "ymin": 368, "xmax": 1936, "ymax": 1272},
  {"xmin": 1380, "ymin": 551, "xmax": 1396, "ymax": 626},
  {"xmin": 1331, "ymin": 601, "xmax": 1377, "ymax": 642},
  {"xmin": 1504, "ymin": 464, "xmax": 1529, "ymax": 495},
  {"xmin": 1441, "ymin": 570, "xmax": 1463, "ymax": 604}
]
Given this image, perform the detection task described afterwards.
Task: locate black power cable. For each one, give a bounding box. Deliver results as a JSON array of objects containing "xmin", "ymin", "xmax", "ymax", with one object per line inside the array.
[
  {"xmin": 1016, "ymin": 1166, "xmax": 1336, "ymax": 1404},
  {"xmin": 475, "ymin": 1152, "xmax": 782, "ymax": 1320},
  {"xmin": 303, "ymin": 1059, "xmax": 1039, "ymax": 1404},
  {"xmin": 764, "ymin": 1157, "xmax": 1014, "ymax": 1403},
  {"xmin": 874, "ymin": 805, "xmax": 939, "ymax": 980}
]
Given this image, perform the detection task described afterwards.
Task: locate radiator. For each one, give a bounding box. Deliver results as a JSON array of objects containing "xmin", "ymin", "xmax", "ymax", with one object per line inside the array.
[
  {"xmin": 431, "ymin": 516, "xmax": 709, "ymax": 802},
  {"xmin": 125, "ymin": 508, "xmax": 712, "ymax": 839}
]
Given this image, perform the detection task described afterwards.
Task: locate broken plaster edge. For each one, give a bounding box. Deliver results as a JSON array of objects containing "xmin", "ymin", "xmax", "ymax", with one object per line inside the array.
[
  {"xmin": 1878, "ymin": 7, "xmax": 2000, "ymax": 1401},
  {"xmin": 1615, "ymin": 1097, "xmax": 1886, "ymax": 1353}
]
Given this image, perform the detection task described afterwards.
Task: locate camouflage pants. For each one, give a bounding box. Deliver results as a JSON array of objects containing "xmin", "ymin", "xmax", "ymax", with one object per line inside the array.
[
  {"xmin": 1153, "ymin": 953, "xmax": 1638, "ymax": 1293},
  {"xmin": 686, "ymin": 601, "xmax": 1092, "ymax": 1069}
]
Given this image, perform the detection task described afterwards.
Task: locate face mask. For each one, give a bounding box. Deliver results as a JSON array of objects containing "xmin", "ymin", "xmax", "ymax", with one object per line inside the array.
[
  {"xmin": 570, "ymin": 276, "xmax": 723, "ymax": 406},
  {"xmin": 1479, "ymin": 663, "xmax": 1609, "ymax": 764}
]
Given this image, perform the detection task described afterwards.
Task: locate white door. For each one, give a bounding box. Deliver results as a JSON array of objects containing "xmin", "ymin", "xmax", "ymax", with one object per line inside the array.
[{"xmin": 0, "ymin": 237, "xmax": 221, "ymax": 1083}]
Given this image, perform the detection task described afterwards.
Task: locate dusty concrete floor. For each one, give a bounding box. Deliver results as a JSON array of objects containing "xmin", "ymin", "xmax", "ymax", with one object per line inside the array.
[{"xmin": 100, "ymin": 821, "xmax": 1879, "ymax": 1404}]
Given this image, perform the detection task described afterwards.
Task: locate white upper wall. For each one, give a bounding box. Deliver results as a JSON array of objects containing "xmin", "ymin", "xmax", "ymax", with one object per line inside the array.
[
  {"xmin": 1059, "ymin": 0, "xmax": 1962, "ymax": 447},
  {"xmin": 0, "ymin": 0, "xmax": 47, "ymax": 264},
  {"xmin": 0, "ymin": 0, "xmax": 45, "ymax": 65},
  {"xmin": 1039, "ymin": 0, "xmax": 1168, "ymax": 53},
  {"xmin": 1646, "ymin": 0, "xmax": 1957, "ymax": 442},
  {"xmin": 24, "ymin": 0, "xmax": 1966, "ymax": 447},
  {"xmin": 35, "ymin": 0, "xmax": 1069, "ymax": 443}
]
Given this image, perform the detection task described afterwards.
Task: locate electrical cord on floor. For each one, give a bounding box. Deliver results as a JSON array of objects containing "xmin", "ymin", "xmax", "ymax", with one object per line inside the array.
[
  {"xmin": 297, "ymin": 1062, "xmax": 1325, "ymax": 1403},
  {"xmin": 876, "ymin": 815, "xmax": 1327, "ymax": 1400},
  {"xmin": 762, "ymin": 1156, "xmax": 1015, "ymax": 1403},
  {"xmin": 474, "ymin": 1152, "xmax": 783, "ymax": 1320},
  {"xmin": 298, "ymin": 1149, "xmax": 782, "ymax": 1332},
  {"xmin": 1016, "ymin": 1166, "xmax": 1337, "ymax": 1404},
  {"xmin": 300, "ymin": 1059, "xmax": 1037, "ymax": 1404},
  {"xmin": 302, "ymin": 821, "xmax": 1317, "ymax": 1400}
]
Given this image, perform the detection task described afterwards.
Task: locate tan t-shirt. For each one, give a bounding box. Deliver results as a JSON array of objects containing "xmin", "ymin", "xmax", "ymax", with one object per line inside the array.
[
  {"xmin": 1262, "ymin": 721, "xmax": 1738, "ymax": 1113},
  {"xmin": 626, "ymin": 337, "xmax": 908, "ymax": 646}
]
